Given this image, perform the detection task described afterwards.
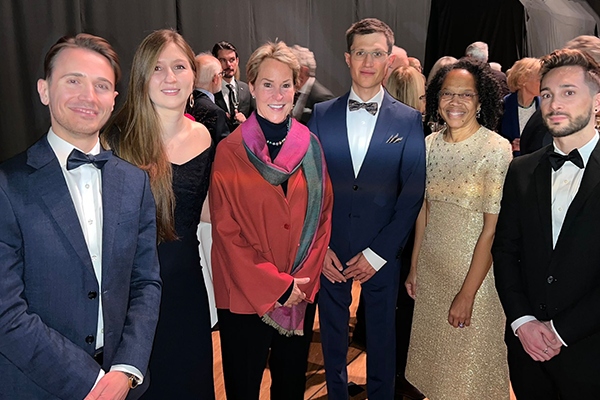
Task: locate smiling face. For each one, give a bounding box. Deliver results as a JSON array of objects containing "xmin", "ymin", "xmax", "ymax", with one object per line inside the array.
[
  {"xmin": 540, "ymin": 65, "xmax": 599, "ymax": 138},
  {"xmin": 249, "ymin": 58, "xmax": 294, "ymax": 124},
  {"xmin": 148, "ymin": 42, "xmax": 194, "ymax": 112},
  {"xmin": 37, "ymin": 47, "xmax": 117, "ymax": 141},
  {"xmin": 438, "ymin": 69, "xmax": 481, "ymax": 131},
  {"xmin": 345, "ymin": 32, "xmax": 392, "ymax": 100}
]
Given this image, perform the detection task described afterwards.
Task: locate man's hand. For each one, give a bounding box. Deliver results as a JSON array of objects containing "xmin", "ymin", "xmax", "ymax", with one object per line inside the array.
[
  {"xmin": 344, "ymin": 253, "xmax": 376, "ymax": 283},
  {"xmin": 448, "ymin": 291, "xmax": 475, "ymax": 328},
  {"xmin": 283, "ymin": 277, "xmax": 310, "ymax": 307},
  {"xmin": 516, "ymin": 320, "xmax": 562, "ymax": 362},
  {"xmin": 234, "ymin": 111, "xmax": 246, "ymax": 123},
  {"xmin": 511, "ymin": 138, "xmax": 520, "ymax": 153},
  {"xmin": 84, "ymin": 371, "xmax": 130, "ymax": 400},
  {"xmin": 322, "ymin": 248, "xmax": 346, "ymax": 283}
]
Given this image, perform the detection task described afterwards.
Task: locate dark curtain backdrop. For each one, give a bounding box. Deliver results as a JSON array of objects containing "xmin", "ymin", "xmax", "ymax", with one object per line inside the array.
[
  {"xmin": 0, "ymin": 0, "xmax": 528, "ymax": 162},
  {"xmin": 424, "ymin": 0, "xmax": 526, "ymax": 76}
]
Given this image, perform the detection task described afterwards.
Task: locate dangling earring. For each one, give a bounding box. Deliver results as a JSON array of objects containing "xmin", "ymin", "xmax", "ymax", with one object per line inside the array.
[
  {"xmin": 476, "ymin": 109, "xmax": 481, "ymax": 119},
  {"xmin": 189, "ymin": 93, "xmax": 194, "ymax": 108}
]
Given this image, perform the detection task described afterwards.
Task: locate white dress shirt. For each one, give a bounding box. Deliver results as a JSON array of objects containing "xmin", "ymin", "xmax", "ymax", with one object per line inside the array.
[
  {"xmin": 197, "ymin": 88, "xmax": 215, "ymax": 103},
  {"xmin": 346, "ymin": 86, "xmax": 387, "ymax": 271},
  {"xmin": 47, "ymin": 129, "xmax": 143, "ymax": 385},
  {"xmin": 511, "ymin": 132, "xmax": 599, "ymax": 346}
]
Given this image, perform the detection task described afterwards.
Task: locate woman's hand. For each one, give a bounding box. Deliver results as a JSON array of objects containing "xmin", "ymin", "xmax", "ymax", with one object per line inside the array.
[
  {"xmin": 448, "ymin": 290, "xmax": 475, "ymax": 328},
  {"xmin": 283, "ymin": 277, "xmax": 310, "ymax": 307},
  {"xmin": 405, "ymin": 266, "xmax": 418, "ymax": 300}
]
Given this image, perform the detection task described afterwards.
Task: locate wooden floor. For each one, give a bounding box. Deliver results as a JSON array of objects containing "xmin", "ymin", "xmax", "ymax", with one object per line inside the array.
[{"xmin": 212, "ymin": 281, "xmax": 517, "ymax": 400}]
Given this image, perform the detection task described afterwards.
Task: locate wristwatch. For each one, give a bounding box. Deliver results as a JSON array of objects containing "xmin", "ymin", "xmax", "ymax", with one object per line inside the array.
[{"xmin": 124, "ymin": 373, "xmax": 140, "ymax": 389}]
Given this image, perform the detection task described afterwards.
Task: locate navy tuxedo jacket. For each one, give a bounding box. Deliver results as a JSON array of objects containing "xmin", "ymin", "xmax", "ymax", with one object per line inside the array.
[
  {"xmin": 308, "ymin": 91, "xmax": 426, "ymax": 266},
  {"xmin": 0, "ymin": 135, "xmax": 162, "ymax": 399}
]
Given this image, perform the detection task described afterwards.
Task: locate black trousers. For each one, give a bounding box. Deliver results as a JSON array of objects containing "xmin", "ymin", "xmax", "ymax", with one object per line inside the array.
[
  {"xmin": 218, "ymin": 301, "xmax": 317, "ymax": 400},
  {"xmin": 506, "ymin": 329, "xmax": 600, "ymax": 399}
]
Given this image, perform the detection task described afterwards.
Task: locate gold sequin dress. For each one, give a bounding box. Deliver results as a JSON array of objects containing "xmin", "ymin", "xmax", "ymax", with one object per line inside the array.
[{"xmin": 405, "ymin": 126, "xmax": 512, "ymax": 400}]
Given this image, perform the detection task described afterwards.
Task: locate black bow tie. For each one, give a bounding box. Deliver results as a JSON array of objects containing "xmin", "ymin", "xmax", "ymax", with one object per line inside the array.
[
  {"xmin": 548, "ymin": 149, "xmax": 584, "ymax": 171},
  {"xmin": 66, "ymin": 148, "xmax": 112, "ymax": 171},
  {"xmin": 348, "ymin": 99, "xmax": 378, "ymax": 115}
]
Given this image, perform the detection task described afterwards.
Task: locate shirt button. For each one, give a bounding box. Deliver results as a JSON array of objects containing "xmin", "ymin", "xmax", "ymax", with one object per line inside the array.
[
  {"xmin": 88, "ymin": 219, "xmax": 93, "ymax": 225},
  {"xmin": 85, "ymin": 184, "xmax": 90, "ymax": 189},
  {"xmin": 563, "ymin": 180, "xmax": 569, "ymax": 184},
  {"xmin": 92, "ymin": 254, "xmax": 97, "ymax": 260},
  {"xmin": 558, "ymin": 207, "xmax": 562, "ymax": 212},
  {"xmin": 283, "ymin": 224, "xmax": 290, "ymax": 230}
]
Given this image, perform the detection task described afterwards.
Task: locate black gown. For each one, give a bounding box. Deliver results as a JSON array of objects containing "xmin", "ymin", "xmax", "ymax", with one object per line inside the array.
[{"xmin": 142, "ymin": 146, "xmax": 215, "ymax": 399}]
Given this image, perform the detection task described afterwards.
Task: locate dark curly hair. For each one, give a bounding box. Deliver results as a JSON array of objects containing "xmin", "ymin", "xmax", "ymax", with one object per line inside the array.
[{"xmin": 425, "ymin": 57, "xmax": 503, "ymax": 132}]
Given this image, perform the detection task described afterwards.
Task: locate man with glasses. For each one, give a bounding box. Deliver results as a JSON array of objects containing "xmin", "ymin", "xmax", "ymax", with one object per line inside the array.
[
  {"xmin": 211, "ymin": 41, "xmax": 255, "ymax": 131},
  {"xmin": 308, "ymin": 18, "xmax": 426, "ymax": 400},
  {"xmin": 188, "ymin": 53, "xmax": 230, "ymax": 144}
]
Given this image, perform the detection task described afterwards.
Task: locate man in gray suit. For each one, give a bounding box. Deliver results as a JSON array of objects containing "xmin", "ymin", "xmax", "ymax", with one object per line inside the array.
[{"xmin": 290, "ymin": 44, "xmax": 335, "ymax": 125}]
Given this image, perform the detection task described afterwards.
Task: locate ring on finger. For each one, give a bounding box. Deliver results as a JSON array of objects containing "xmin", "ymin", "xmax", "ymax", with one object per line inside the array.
[
  {"xmin": 543, "ymin": 347, "xmax": 549, "ymax": 354},
  {"xmin": 458, "ymin": 322, "xmax": 465, "ymax": 328}
]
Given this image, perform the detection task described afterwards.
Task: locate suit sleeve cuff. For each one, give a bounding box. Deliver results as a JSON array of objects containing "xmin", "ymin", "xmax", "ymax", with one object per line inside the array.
[
  {"xmin": 362, "ymin": 248, "xmax": 387, "ymax": 271},
  {"xmin": 511, "ymin": 315, "xmax": 537, "ymax": 336},
  {"xmin": 110, "ymin": 365, "xmax": 144, "ymax": 385},
  {"xmin": 550, "ymin": 320, "xmax": 568, "ymax": 347}
]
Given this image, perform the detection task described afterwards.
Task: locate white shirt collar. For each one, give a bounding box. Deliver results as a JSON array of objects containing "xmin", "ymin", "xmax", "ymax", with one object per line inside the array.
[
  {"xmin": 348, "ymin": 86, "xmax": 384, "ymax": 107},
  {"xmin": 47, "ymin": 128, "xmax": 101, "ymax": 168},
  {"xmin": 553, "ymin": 131, "xmax": 599, "ymax": 167}
]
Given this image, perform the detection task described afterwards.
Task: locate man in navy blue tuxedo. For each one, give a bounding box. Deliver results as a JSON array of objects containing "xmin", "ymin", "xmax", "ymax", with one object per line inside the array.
[
  {"xmin": 0, "ymin": 34, "xmax": 161, "ymax": 400},
  {"xmin": 308, "ymin": 18, "xmax": 426, "ymax": 400}
]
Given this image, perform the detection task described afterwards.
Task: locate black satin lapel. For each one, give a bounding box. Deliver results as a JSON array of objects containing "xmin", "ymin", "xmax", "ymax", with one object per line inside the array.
[
  {"xmin": 34, "ymin": 162, "xmax": 95, "ymax": 277},
  {"xmin": 533, "ymin": 156, "xmax": 554, "ymax": 256},
  {"xmin": 100, "ymin": 157, "xmax": 124, "ymax": 280},
  {"xmin": 559, "ymin": 145, "xmax": 600, "ymax": 242}
]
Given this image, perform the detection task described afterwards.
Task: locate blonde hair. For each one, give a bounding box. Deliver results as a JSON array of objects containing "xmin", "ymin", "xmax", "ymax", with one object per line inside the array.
[
  {"xmin": 246, "ymin": 41, "xmax": 300, "ymax": 87},
  {"xmin": 102, "ymin": 29, "xmax": 197, "ymax": 242},
  {"xmin": 386, "ymin": 66, "xmax": 425, "ymax": 112},
  {"xmin": 506, "ymin": 57, "xmax": 540, "ymax": 92}
]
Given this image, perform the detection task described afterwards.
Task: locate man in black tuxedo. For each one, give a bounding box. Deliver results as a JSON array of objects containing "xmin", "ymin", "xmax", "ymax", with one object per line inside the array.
[
  {"xmin": 211, "ymin": 41, "xmax": 255, "ymax": 132},
  {"xmin": 289, "ymin": 45, "xmax": 335, "ymax": 125},
  {"xmin": 493, "ymin": 48, "xmax": 600, "ymax": 399},
  {"xmin": 187, "ymin": 53, "xmax": 230, "ymax": 144}
]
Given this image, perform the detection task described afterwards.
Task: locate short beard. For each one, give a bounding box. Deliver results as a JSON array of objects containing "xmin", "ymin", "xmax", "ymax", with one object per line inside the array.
[{"xmin": 544, "ymin": 105, "xmax": 593, "ymax": 138}]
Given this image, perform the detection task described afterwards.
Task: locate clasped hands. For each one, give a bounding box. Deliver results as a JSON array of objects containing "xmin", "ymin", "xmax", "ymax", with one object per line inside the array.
[
  {"xmin": 516, "ymin": 320, "xmax": 562, "ymax": 362},
  {"xmin": 322, "ymin": 248, "xmax": 376, "ymax": 284},
  {"xmin": 84, "ymin": 371, "xmax": 130, "ymax": 400},
  {"xmin": 274, "ymin": 277, "xmax": 310, "ymax": 308}
]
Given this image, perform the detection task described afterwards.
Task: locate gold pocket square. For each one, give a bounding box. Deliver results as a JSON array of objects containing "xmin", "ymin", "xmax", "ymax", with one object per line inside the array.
[{"xmin": 386, "ymin": 134, "xmax": 403, "ymax": 144}]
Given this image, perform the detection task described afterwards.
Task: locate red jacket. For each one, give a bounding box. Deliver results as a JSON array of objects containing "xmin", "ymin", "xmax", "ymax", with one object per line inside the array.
[{"xmin": 209, "ymin": 127, "xmax": 333, "ymax": 316}]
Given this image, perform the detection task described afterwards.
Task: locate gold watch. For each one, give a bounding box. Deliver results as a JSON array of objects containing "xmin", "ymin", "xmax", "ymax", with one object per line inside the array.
[{"xmin": 124, "ymin": 373, "xmax": 140, "ymax": 389}]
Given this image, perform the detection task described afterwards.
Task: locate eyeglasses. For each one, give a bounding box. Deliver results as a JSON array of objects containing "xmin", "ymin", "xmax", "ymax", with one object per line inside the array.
[
  {"xmin": 439, "ymin": 91, "xmax": 478, "ymax": 102},
  {"xmin": 217, "ymin": 71, "xmax": 224, "ymax": 77},
  {"xmin": 349, "ymin": 49, "xmax": 389, "ymax": 61}
]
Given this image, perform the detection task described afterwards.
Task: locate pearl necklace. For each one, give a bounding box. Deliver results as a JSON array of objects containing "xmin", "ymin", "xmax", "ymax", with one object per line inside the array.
[{"xmin": 265, "ymin": 118, "xmax": 292, "ymax": 147}]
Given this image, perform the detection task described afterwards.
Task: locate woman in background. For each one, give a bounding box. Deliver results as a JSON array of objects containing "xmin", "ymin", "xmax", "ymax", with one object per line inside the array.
[
  {"xmin": 500, "ymin": 57, "xmax": 541, "ymax": 156},
  {"xmin": 405, "ymin": 58, "xmax": 511, "ymax": 399},
  {"xmin": 102, "ymin": 29, "xmax": 215, "ymax": 399},
  {"xmin": 386, "ymin": 65, "xmax": 426, "ymax": 114}
]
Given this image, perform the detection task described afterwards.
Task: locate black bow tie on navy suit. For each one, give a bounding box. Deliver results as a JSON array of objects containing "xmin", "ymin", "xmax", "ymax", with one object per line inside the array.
[
  {"xmin": 348, "ymin": 99, "xmax": 378, "ymax": 115},
  {"xmin": 548, "ymin": 148, "xmax": 584, "ymax": 171},
  {"xmin": 66, "ymin": 148, "xmax": 113, "ymax": 171}
]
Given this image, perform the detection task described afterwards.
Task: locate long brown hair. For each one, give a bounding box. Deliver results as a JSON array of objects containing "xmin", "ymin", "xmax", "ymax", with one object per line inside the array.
[{"xmin": 102, "ymin": 29, "xmax": 197, "ymax": 242}]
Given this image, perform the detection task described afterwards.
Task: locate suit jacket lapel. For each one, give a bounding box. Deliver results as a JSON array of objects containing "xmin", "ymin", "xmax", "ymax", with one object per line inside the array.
[
  {"xmin": 356, "ymin": 91, "xmax": 395, "ymax": 180},
  {"xmin": 27, "ymin": 136, "xmax": 96, "ymax": 277},
  {"xmin": 100, "ymin": 155, "xmax": 124, "ymax": 281},
  {"xmin": 325, "ymin": 93, "xmax": 355, "ymax": 183},
  {"xmin": 557, "ymin": 141, "xmax": 600, "ymax": 244},
  {"xmin": 533, "ymin": 147, "xmax": 554, "ymax": 257}
]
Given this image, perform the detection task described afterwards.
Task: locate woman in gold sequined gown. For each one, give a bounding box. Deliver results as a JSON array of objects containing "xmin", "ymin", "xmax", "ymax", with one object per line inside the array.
[{"xmin": 405, "ymin": 58, "xmax": 512, "ymax": 399}]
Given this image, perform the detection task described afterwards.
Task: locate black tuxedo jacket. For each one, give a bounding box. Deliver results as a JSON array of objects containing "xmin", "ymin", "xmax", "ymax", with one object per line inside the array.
[
  {"xmin": 187, "ymin": 90, "xmax": 230, "ymax": 144},
  {"xmin": 493, "ymin": 141, "xmax": 600, "ymax": 346},
  {"xmin": 214, "ymin": 80, "xmax": 255, "ymax": 131}
]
